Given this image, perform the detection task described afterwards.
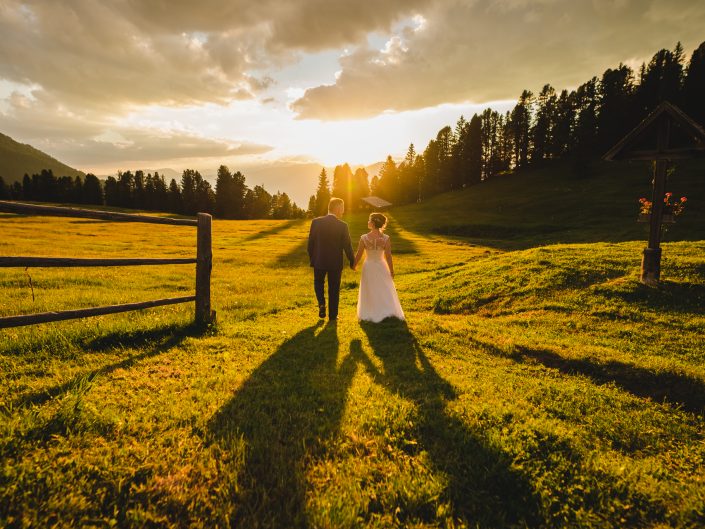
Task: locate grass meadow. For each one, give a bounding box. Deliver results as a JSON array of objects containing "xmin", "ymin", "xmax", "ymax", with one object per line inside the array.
[{"xmin": 1, "ymin": 159, "xmax": 705, "ymax": 528}]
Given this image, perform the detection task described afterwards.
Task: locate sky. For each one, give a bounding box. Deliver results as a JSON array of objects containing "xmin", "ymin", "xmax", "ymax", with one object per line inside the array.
[{"xmin": 1, "ymin": 0, "xmax": 704, "ymax": 206}]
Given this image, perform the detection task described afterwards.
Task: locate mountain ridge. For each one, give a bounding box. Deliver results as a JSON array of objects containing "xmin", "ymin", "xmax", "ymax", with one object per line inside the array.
[{"xmin": 0, "ymin": 131, "xmax": 85, "ymax": 183}]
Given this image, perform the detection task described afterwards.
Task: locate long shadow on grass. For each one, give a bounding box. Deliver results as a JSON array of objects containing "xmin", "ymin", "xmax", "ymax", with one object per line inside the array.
[
  {"xmin": 356, "ymin": 320, "xmax": 541, "ymax": 527},
  {"xmin": 595, "ymin": 279, "xmax": 705, "ymax": 315},
  {"xmin": 9, "ymin": 322, "xmax": 200, "ymax": 411},
  {"xmin": 242, "ymin": 219, "xmax": 305, "ymax": 242},
  {"xmin": 275, "ymin": 239, "xmax": 310, "ymax": 267},
  {"xmin": 207, "ymin": 321, "xmax": 357, "ymax": 528},
  {"xmin": 468, "ymin": 336, "xmax": 705, "ymax": 415},
  {"xmin": 513, "ymin": 346, "xmax": 705, "ymax": 415}
]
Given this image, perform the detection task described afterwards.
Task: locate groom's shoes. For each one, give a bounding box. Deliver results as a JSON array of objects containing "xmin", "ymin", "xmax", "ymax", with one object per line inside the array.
[{"xmin": 318, "ymin": 305, "xmax": 326, "ymax": 319}]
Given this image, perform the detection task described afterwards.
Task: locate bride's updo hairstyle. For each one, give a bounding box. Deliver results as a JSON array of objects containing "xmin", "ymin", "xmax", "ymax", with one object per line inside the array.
[{"xmin": 369, "ymin": 212, "xmax": 388, "ymax": 230}]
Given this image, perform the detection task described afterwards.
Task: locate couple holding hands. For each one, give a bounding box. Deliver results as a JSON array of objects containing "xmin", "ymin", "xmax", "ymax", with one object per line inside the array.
[{"xmin": 307, "ymin": 197, "xmax": 405, "ymax": 323}]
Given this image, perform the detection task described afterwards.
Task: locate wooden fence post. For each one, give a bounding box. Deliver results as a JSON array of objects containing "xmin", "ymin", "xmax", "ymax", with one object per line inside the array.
[{"xmin": 196, "ymin": 213, "xmax": 214, "ymax": 324}]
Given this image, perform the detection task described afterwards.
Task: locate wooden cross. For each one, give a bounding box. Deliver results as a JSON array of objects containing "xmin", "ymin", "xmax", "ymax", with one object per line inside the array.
[{"xmin": 604, "ymin": 101, "xmax": 705, "ymax": 285}]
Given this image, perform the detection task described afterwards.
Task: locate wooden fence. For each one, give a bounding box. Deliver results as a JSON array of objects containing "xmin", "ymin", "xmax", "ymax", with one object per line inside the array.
[{"xmin": 0, "ymin": 200, "xmax": 214, "ymax": 328}]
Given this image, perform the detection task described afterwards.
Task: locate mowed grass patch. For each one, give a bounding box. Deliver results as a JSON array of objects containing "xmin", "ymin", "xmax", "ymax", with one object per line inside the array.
[{"xmin": 1, "ymin": 195, "xmax": 704, "ymax": 528}]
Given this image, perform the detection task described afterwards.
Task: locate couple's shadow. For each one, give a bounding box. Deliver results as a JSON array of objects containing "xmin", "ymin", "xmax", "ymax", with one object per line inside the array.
[
  {"xmin": 207, "ymin": 321, "xmax": 352, "ymax": 527},
  {"xmin": 207, "ymin": 320, "xmax": 539, "ymax": 527}
]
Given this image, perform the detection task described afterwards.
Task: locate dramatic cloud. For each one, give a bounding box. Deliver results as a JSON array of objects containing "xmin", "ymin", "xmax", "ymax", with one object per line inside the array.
[
  {"xmin": 0, "ymin": 0, "xmax": 428, "ymax": 109},
  {"xmin": 292, "ymin": 0, "xmax": 705, "ymax": 119},
  {"xmin": 0, "ymin": 93, "xmax": 271, "ymax": 167}
]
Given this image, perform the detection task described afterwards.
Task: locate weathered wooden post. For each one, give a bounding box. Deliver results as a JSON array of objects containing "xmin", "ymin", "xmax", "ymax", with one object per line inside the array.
[
  {"xmin": 196, "ymin": 212, "xmax": 215, "ymax": 324},
  {"xmin": 603, "ymin": 101, "xmax": 705, "ymax": 285},
  {"xmin": 641, "ymin": 120, "xmax": 669, "ymax": 284}
]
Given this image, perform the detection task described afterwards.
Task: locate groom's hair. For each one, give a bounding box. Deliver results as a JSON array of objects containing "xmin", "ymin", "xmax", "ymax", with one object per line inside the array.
[{"xmin": 328, "ymin": 197, "xmax": 344, "ymax": 211}]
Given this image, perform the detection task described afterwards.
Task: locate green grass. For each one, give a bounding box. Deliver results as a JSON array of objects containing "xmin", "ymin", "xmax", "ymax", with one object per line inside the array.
[{"xmin": 1, "ymin": 159, "xmax": 704, "ymax": 528}]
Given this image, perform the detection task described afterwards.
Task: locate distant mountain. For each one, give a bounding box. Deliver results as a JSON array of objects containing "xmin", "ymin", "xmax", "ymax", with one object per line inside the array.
[{"xmin": 0, "ymin": 131, "xmax": 84, "ymax": 183}]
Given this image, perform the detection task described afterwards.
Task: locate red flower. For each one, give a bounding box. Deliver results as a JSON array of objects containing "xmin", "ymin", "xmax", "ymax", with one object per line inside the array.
[
  {"xmin": 665, "ymin": 192, "xmax": 673, "ymax": 197},
  {"xmin": 681, "ymin": 197, "xmax": 687, "ymax": 202}
]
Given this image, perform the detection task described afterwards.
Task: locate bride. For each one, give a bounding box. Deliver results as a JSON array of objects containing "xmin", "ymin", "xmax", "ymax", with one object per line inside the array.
[{"xmin": 353, "ymin": 213, "xmax": 405, "ymax": 322}]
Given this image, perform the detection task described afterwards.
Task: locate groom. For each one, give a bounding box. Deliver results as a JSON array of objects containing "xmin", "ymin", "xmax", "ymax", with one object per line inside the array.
[{"xmin": 307, "ymin": 197, "xmax": 355, "ymax": 320}]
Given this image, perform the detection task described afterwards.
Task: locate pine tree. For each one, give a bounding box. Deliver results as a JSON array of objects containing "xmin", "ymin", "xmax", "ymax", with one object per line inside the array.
[
  {"xmin": 421, "ymin": 140, "xmax": 439, "ymax": 199},
  {"xmin": 249, "ymin": 185, "xmax": 272, "ymax": 218},
  {"xmin": 466, "ymin": 114, "xmax": 482, "ymax": 185},
  {"xmin": 314, "ymin": 168, "xmax": 331, "ymax": 216},
  {"xmin": 104, "ymin": 176, "xmax": 119, "ymax": 206},
  {"xmin": 509, "ymin": 90, "xmax": 534, "ymax": 169},
  {"xmin": 398, "ymin": 144, "xmax": 419, "ymax": 202},
  {"xmin": 194, "ymin": 171, "xmax": 215, "ymax": 213},
  {"xmin": 272, "ymin": 191, "xmax": 293, "ymax": 219},
  {"xmin": 435, "ymin": 126, "xmax": 454, "ymax": 191},
  {"xmin": 331, "ymin": 163, "xmax": 354, "ymax": 210},
  {"xmin": 0, "ymin": 176, "xmax": 9, "ymax": 199},
  {"xmin": 82, "ymin": 174, "xmax": 103, "ymax": 205},
  {"xmin": 353, "ymin": 167, "xmax": 370, "ymax": 208},
  {"xmin": 598, "ymin": 64, "xmax": 636, "ymax": 150},
  {"xmin": 167, "ymin": 178, "xmax": 182, "ymax": 213},
  {"xmin": 22, "ymin": 174, "xmax": 32, "ymax": 200},
  {"xmin": 553, "ymin": 90, "xmax": 575, "ymax": 157},
  {"xmin": 531, "ymin": 84, "xmax": 557, "ymax": 164},
  {"xmin": 369, "ymin": 175, "xmax": 380, "ymax": 196},
  {"xmin": 637, "ymin": 44, "xmax": 685, "ymax": 114},
  {"xmin": 450, "ymin": 117, "xmax": 468, "ymax": 189},
  {"xmin": 573, "ymin": 78, "xmax": 599, "ymax": 156},
  {"xmin": 133, "ymin": 170, "xmax": 145, "ymax": 209},
  {"xmin": 377, "ymin": 155, "xmax": 398, "ymax": 202},
  {"xmin": 180, "ymin": 169, "xmax": 198, "ymax": 214},
  {"xmin": 684, "ymin": 41, "xmax": 705, "ymax": 126},
  {"xmin": 144, "ymin": 173, "xmax": 156, "ymax": 210},
  {"xmin": 153, "ymin": 172, "xmax": 169, "ymax": 210},
  {"xmin": 215, "ymin": 165, "xmax": 234, "ymax": 218}
]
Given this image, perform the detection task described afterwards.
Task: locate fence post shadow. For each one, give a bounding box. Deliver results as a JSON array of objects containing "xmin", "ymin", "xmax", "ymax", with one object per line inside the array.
[
  {"xmin": 206, "ymin": 320, "xmax": 358, "ymax": 528},
  {"xmin": 9, "ymin": 322, "xmax": 203, "ymax": 412},
  {"xmin": 242, "ymin": 219, "xmax": 306, "ymax": 243},
  {"xmin": 356, "ymin": 320, "xmax": 541, "ymax": 527}
]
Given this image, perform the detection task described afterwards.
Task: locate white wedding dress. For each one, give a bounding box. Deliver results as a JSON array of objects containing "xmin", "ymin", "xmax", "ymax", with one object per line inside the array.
[{"xmin": 357, "ymin": 233, "xmax": 405, "ymax": 322}]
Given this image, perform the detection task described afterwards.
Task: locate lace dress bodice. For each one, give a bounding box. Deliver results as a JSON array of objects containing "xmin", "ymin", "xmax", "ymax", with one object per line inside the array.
[{"xmin": 361, "ymin": 233, "xmax": 388, "ymax": 260}]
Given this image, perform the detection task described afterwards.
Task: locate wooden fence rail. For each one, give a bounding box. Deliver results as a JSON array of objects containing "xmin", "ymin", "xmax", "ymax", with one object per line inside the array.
[
  {"xmin": 0, "ymin": 257, "xmax": 197, "ymax": 267},
  {"xmin": 0, "ymin": 200, "xmax": 214, "ymax": 329},
  {"xmin": 0, "ymin": 200, "xmax": 198, "ymax": 226}
]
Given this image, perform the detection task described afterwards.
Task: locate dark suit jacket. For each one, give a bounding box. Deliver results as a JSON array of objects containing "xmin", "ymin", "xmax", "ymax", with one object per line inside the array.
[{"xmin": 308, "ymin": 214, "xmax": 355, "ymax": 270}]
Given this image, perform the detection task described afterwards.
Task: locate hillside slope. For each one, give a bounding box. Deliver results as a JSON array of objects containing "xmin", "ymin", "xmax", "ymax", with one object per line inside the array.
[
  {"xmin": 390, "ymin": 158, "xmax": 705, "ymax": 248},
  {"xmin": 0, "ymin": 131, "xmax": 84, "ymax": 183}
]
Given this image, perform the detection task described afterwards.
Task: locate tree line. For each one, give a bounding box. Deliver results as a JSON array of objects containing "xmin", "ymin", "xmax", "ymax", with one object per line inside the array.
[
  {"xmin": 3, "ymin": 41, "xmax": 703, "ymax": 217},
  {"xmin": 0, "ymin": 165, "xmax": 306, "ymax": 219},
  {"xmin": 334, "ymin": 40, "xmax": 705, "ymax": 207},
  {"xmin": 306, "ymin": 164, "xmax": 372, "ymax": 217}
]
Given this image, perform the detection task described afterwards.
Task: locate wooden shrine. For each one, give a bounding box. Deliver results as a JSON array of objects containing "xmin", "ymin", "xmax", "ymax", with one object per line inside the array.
[{"xmin": 603, "ymin": 101, "xmax": 705, "ymax": 285}]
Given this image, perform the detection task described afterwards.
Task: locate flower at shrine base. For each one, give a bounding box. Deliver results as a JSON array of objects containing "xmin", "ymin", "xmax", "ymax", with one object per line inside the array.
[
  {"xmin": 665, "ymin": 193, "xmax": 688, "ymax": 216},
  {"xmin": 638, "ymin": 197, "xmax": 652, "ymax": 215},
  {"xmin": 638, "ymin": 194, "xmax": 687, "ymax": 216}
]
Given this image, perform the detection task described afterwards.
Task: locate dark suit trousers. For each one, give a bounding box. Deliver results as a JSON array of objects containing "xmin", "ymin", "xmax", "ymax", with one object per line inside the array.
[{"xmin": 314, "ymin": 268, "xmax": 343, "ymax": 319}]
